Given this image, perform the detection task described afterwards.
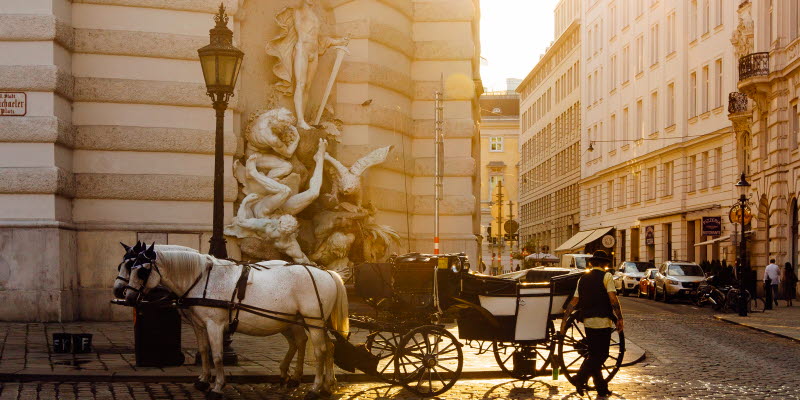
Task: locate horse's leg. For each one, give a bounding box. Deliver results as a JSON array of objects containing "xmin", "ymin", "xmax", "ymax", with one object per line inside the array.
[
  {"xmin": 322, "ymin": 336, "xmax": 336, "ymax": 396},
  {"xmin": 189, "ymin": 317, "xmax": 212, "ymax": 392},
  {"xmin": 279, "ymin": 330, "xmax": 297, "ymax": 386},
  {"xmin": 305, "ymin": 326, "xmax": 328, "ymax": 399},
  {"xmin": 290, "ymin": 324, "xmax": 308, "ymax": 387},
  {"xmin": 205, "ymin": 321, "xmax": 227, "ymax": 399}
]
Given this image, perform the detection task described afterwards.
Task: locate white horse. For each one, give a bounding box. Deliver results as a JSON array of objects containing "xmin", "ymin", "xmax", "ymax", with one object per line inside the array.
[
  {"xmin": 113, "ymin": 243, "xmax": 311, "ymax": 389},
  {"xmin": 124, "ymin": 245, "xmax": 348, "ymax": 399}
]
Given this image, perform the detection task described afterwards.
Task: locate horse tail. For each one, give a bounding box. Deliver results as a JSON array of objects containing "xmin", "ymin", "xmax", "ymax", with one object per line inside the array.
[{"xmin": 327, "ymin": 270, "xmax": 349, "ymax": 337}]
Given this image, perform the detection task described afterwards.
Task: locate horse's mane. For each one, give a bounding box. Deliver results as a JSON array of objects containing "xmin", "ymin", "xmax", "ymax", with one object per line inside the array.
[{"xmin": 154, "ymin": 250, "xmax": 237, "ymax": 293}]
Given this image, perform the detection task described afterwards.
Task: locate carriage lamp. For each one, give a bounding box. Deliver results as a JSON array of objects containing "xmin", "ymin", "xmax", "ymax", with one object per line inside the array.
[
  {"xmin": 199, "ymin": 3, "xmax": 243, "ymax": 364},
  {"xmin": 199, "ymin": 3, "xmax": 244, "ymax": 259},
  {"xmin": 734, "ymin": 172, "xmax": 751, "ymax": 317}
]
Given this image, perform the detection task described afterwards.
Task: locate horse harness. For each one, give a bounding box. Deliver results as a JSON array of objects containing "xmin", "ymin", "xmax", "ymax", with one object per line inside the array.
[{"xmin": 132, "ymin": 257, "xmax": 335, "ymax": 336}]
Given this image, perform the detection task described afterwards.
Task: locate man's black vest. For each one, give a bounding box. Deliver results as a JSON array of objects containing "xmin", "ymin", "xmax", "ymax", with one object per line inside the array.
[{"xmin": 577, "ymin": 269, "xmax": 615, "ymax": 321}]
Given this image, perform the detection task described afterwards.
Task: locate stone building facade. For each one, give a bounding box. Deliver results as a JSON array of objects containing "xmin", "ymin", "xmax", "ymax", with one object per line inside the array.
[
  {"xmin": 733, "ymin": 0, "xmax": 800, "ymax": 279},
  {"xmin": 0, "ymin": 0, "xmax": 482, "ymax": 321},
  {"xmin": 478, "ymin": 92, "xmax": 519, "ymax": 272},
  {"xmin": 518, "ymin": 0, "xmax": 581, "ymax": 255},
  {"xmin": 578, "ymin": 0, "xmax": 739, "ymax": 267}
]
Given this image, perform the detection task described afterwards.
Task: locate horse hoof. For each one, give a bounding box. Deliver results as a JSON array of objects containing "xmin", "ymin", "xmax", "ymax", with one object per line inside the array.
[
  {"xmin": 206, "ymin": 391, "xmax": 224, "ymax": 400},
  {"xmin": 320, "ymin": 389, "xmax": 332, "ymax": 398},
  {"xmin": 286, "ymin": 379, "xmax": 300, "ymax": 389},
  {"xmin": 194, "ymin": 381, "xmax": 211, "ymax": 392},
  {"xmin": 304, "ymin": 391, "xmax": 320, "ymax": 400}
]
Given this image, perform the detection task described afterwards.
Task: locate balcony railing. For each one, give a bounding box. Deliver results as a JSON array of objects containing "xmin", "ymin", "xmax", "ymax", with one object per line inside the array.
[
  {"xmin": 728, "ymin": 92, "xmax": 748, "ymax": 113},
  {"xmin": 738, "ymin": 52, "xmax": 769, "ymax": 81}
]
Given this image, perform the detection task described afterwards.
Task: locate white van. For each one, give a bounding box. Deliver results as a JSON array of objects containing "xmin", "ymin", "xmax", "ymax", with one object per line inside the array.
[{"xmin": 560, "ymin": 254, "xmax": 592, "ymax": 269}]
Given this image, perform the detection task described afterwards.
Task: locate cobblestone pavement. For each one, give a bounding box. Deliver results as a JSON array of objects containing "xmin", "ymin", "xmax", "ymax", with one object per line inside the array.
[{"xmin": 2, "ymin": 298, "xmax": 800, "ymax": 399}]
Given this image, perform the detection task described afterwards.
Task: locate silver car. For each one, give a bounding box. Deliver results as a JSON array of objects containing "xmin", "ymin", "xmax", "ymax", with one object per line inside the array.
[
  {"xmin": 654, "ymin": 261, "xmax": 706, "ymax": 302},
  {"xmin": 613, "ymin": 261, "xmax": 653, "ymax": 296}
]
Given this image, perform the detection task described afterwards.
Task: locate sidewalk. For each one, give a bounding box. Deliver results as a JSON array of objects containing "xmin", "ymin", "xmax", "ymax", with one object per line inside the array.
[
  {"xmin": 0, "ymin": 320, "xmax": 645, "ymax": 383},
  {"xmin": 714, "ymin": 303, "xmax": 800, "ymax": 342}
]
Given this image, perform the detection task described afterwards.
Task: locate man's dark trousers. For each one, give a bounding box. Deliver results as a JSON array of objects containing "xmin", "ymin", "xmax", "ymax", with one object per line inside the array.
[
  {"xmin": 765, "ymin": 281, "xmax": 775, "ymax": 310},
  {"xmin": 575, "ymin": 327, "xmax": 612, "ymax": 394}
]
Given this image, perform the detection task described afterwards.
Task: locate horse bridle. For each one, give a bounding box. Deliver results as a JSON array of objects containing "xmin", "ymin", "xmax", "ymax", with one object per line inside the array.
[
  {"xmin": 124, "ymin": 254, "xmax": 162, "ymax": 301},
  {"xmin": 115, "ymin": 257, "xmax": 135, "ymax": 283}
]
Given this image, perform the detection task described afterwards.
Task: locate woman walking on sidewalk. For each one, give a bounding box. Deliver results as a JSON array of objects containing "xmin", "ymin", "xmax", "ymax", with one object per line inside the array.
[{"xmin": 784, "ymin": 262, "xmax": 797, "ymax": 306}]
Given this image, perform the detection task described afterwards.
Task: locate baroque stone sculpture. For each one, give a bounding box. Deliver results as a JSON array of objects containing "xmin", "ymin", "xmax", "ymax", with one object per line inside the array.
[
  {"xmin": 266, "ymin": 0, "xmax": 350, "ymax": 130},
  {"xmin": 226, "ymin": 1, "xmax": 399, "ymax": 278}
]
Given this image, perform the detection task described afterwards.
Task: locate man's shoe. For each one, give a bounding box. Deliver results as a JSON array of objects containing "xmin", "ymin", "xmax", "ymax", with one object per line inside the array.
[{"xmin": 575, "ymin": 383, "xmax": 588, "ymax": 396}]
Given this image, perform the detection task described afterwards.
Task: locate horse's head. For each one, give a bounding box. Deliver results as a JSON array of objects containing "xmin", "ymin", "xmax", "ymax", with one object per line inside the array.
[
  {"xmin": 113, "ymin": 241, "xmax": 144, "ymax": 299},
  {"xmin": 124, "ymin": 242, "xmax": 161, "ymax": 305}
]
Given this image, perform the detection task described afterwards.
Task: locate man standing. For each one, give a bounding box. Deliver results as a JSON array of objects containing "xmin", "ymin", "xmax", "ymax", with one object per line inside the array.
[
  {"xmin": 764, "ymin": 259, "xmax": 781, "ymax": 310},
  {"xmin": 560, "ymin": 250, "xmax": 624, "ymax": 399}
]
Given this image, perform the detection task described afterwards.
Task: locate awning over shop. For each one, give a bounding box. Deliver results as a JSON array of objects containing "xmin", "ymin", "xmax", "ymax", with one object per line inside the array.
[
  {"xmin": 555, "ymin": 227, "xmax": 614, "ymax": 253},
  {"xmin": 693, "ymin": 230, "xmax": 754, "ymax": 246},
  {"xmin": 693, "ymin": 236, "xmax": 730, "ymax": 247}
]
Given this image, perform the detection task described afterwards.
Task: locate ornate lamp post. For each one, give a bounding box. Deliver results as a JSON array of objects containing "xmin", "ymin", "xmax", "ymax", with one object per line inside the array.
[
  {"xmin": 198, "ymin": 4, "xmax": 243, "ymax": 259},
  {"xmin": 198, "ymin": 3, "xmax": 243, "ymax": 364},
  {"xmin": 734, "ymin": 172, "xmax": 751, "ymax": 317}
]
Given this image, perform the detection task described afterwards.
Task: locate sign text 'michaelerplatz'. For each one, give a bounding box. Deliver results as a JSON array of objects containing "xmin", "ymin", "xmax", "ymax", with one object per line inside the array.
[{"xmin": 0, "ymin": 92, "xmax": 26, "ymax": 116}]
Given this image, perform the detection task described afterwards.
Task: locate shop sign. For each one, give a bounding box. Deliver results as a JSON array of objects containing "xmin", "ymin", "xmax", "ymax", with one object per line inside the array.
[
  {"xmin": 702, "ymin": 216, "xmax": 722, "ymax": 236},
  {"xmin": 0, "ymin": 92, "xmax": 26, "ymax": 116},
  {"xmin": 645, "ymin": 225, "xmax": 655, "ymax": 245}
]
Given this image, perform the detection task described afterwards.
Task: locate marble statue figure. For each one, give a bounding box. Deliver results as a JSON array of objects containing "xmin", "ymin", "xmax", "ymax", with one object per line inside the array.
[{"xmin": 266, "ymin": 0, "xmax": 350, "ymax": 130}]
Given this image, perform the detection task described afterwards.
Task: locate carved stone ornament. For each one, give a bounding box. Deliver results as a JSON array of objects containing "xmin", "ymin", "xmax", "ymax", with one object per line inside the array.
[{"xmin": 731, "ymin": 6, "xmax": 754, "ymax": 59}]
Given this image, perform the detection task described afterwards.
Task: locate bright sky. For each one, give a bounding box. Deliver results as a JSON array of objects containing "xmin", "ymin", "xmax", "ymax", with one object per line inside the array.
[{"xmin": 480, "ymin": 0, "xmax": 561, "ymax": 92}]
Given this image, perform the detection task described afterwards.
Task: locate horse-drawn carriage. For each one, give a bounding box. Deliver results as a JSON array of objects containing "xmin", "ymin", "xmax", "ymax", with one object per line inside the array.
[
  {"xmin": 114, "ymin": 243, "xmax": 625, "ymax": 399},
  {"xmin": 351, "ymin": 252, "xmax": 626, "ymax": 397}
]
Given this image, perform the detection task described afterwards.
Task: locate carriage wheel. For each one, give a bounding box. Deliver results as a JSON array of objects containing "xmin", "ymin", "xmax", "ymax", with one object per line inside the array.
[
  {"xmin": 365, "ymin": 330, "xmax": 403, "ymax": 383},
  {"xmin": 394, "ymin": 325, "xmax": 463, "ymax": 397},
  {"xmin": 556, "ymin": 312, "xmax": 625, "ymax": 389},
  {"xmin": 492, "ymin": 321, "xmax": 554, "ymax": 380}
]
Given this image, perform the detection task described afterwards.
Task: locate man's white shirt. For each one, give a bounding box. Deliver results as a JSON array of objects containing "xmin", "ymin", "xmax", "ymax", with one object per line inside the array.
[{"xmin": 764, "ymin": 263, "xmax": 781, "ymax": 285}]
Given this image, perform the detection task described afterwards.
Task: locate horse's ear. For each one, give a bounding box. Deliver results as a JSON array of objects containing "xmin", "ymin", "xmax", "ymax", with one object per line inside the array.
[
  {"xmin": 120, "ymin": 242, "xmax": 131, "ymax": 252},
  {"xmin": 145, "ymin": 242, "xmax": 156, "ymax": 258},
  {"xmin": 133, "ymin": 241, "xmax": 143, "ymax": 252}
]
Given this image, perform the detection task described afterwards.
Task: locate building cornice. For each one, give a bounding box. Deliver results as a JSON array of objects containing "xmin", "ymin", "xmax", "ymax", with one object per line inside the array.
[{"xmin": 516, "ymin": 19, "xmax": 581, "ymax": 94}]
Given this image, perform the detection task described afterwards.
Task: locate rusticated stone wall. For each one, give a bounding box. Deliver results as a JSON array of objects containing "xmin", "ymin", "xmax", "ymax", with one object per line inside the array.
[{"xmin": 0, "ymin": 0, "xmax": 481, "ymax": 321}]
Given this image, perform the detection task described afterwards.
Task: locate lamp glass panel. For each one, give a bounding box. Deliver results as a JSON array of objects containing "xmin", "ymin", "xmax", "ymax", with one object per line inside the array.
[
  {"xmin": 200, "ymin": 54, "xmax": 218, "ymax": 86},
  {"xmin": 229, "ymin": 56, "xmax": 243, "ymax": 88},
  {"xmin": 218, "ymin": 54, "xmax": 239, "ymax": 88}
]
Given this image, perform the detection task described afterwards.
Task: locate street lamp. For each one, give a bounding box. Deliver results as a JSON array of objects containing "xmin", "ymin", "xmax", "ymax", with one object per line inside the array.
[
  {"xmin": 735, "ymin": 172, "xmax": 751, "ymax": 317},
  {"xmin": 198, "ymin": 3, "xmax": 243, "ymax": 365},
  {"xmin": 198, "ymin": 3, "xmax": 243, "ymax": 259}
]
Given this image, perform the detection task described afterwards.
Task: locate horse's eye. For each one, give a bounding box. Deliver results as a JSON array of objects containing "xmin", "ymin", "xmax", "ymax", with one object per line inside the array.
[{"xmin": 136, "ymin": 267, "xmax": 151, "ymax": 281}]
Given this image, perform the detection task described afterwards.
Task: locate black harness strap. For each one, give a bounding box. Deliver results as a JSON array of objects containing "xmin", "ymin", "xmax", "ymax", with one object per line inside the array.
[{"xmin": 227, "ymin": 264, "xmax": 251, "ymax": 333}]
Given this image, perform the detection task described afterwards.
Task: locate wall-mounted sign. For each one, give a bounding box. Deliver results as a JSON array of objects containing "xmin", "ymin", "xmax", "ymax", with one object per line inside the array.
[
  {"xmin": 0, "ymin": 92, "xmax": 26, "ymax": 116},
  {"xmin": 702, "ymin": 216, "xmax": 722, "ymax": 236},
  {"xmin": 645, "ymin": 225, "xmax": 655, "ymax": 245}
]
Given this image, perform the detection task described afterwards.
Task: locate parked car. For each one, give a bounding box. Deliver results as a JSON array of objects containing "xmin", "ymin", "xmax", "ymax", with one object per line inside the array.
[
  {"xmin": 638, "ymin": 268, "xmax": 658, "ymax": 299},
  {"xmin": 613, "ymin": 261, "xmax": 653, "ymax": 296},
  {"xmin": 560, "ymin": 254, "xmax": 592, "ymax": 270},
  {"xmin": 654, "ymin": 261, "xmax": 706, "ymax": 302}
]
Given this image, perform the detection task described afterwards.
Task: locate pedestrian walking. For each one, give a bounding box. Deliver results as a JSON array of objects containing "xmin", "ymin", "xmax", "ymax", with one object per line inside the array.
[
  {"xmin": 559, "ymin": 250, "xmax": 623, "ymax": 399},
  {"xmin": 784, "ymin": 262, "xmax": 797, "ymax": 306},
  {"xmin": 764, "ymin": 259, "xmax": 781, "ymax": 310}
]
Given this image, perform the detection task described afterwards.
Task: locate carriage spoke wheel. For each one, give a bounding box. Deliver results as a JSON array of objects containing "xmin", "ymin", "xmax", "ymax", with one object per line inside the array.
[
  {"xmin": 492, "ymin": 321, "xmax": 554, "ymax": 380},
  {"xmin": 365, "ymin": 330, "xmax": 403, "ymax": 383},
  {"xmin": 557, "ymin": 312, "xmax": 625, "ymax": 390},
  {"xmin": 394, "ymin": 325, "xmax": 463, "ymax": 397}
]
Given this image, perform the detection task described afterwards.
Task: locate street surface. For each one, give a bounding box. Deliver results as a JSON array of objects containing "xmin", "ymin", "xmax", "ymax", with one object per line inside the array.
[{"xmin": 2, "ymin": 297, "xmax": 800, "ymax": 399}]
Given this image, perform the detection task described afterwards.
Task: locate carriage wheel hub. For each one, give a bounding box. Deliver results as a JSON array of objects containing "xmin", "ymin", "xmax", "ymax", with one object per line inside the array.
[{"xmin": 424, "ymin": 356, "xmax": 437, "ymax": 368}]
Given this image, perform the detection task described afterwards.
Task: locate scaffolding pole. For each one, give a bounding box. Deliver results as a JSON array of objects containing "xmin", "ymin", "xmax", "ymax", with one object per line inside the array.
[{"xmin": 434, "ymin": 88, "xmax": 444, "ymax": 254}]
